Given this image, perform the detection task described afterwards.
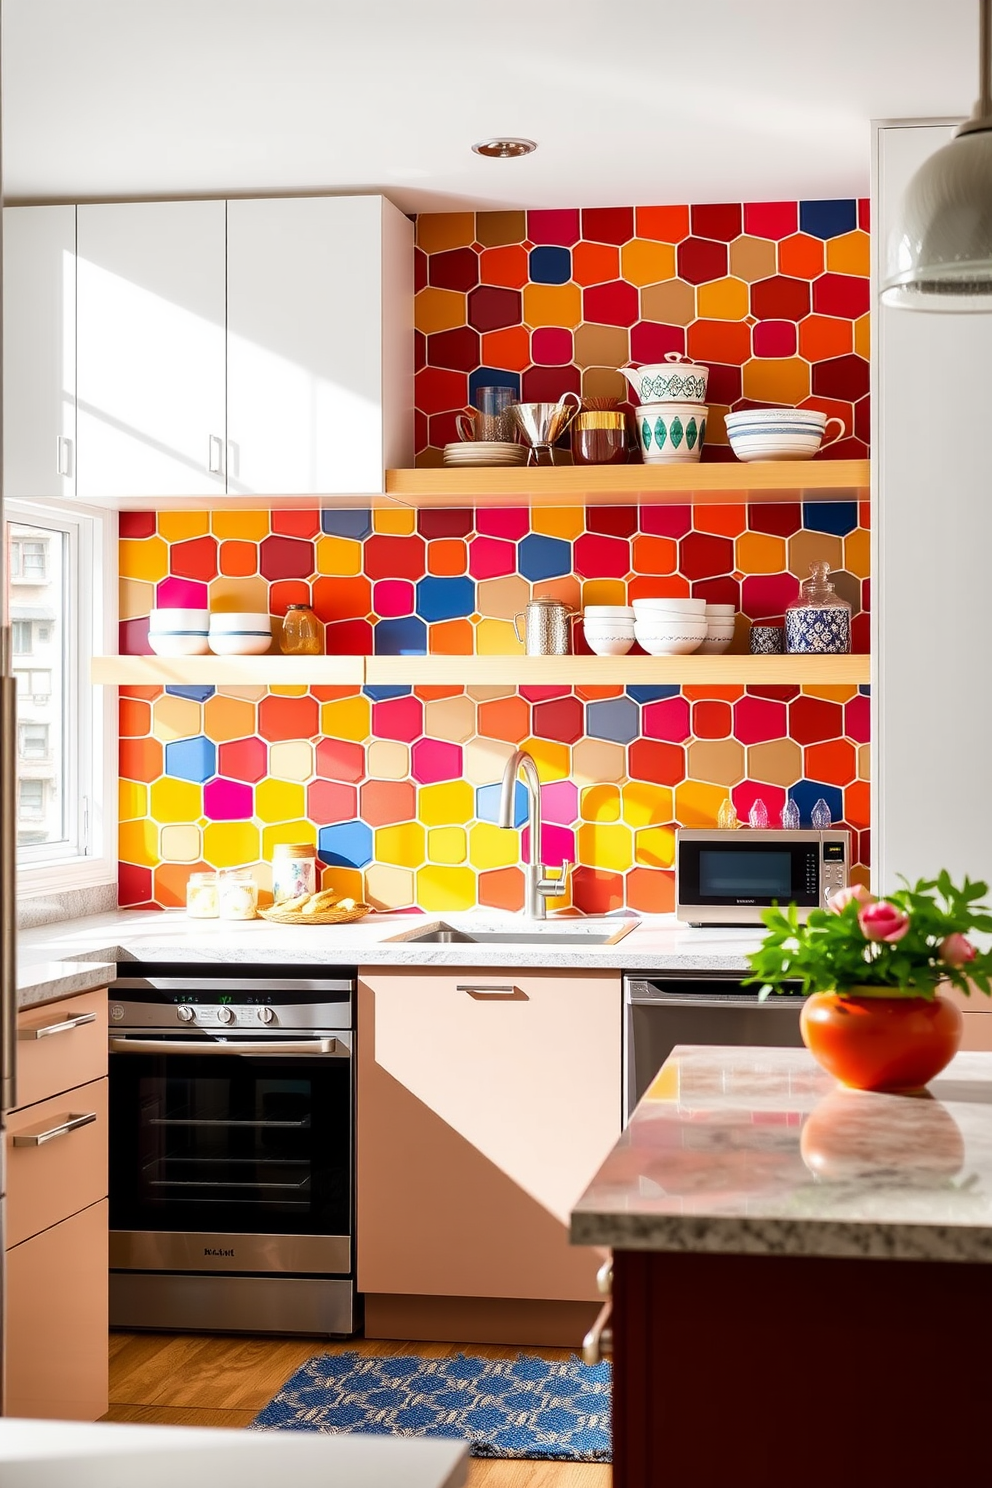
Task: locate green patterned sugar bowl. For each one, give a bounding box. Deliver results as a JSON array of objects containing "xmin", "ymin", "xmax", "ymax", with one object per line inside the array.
[{"xmin": 637, "ymin": 402, "xmax": 708, "ymax": 465}]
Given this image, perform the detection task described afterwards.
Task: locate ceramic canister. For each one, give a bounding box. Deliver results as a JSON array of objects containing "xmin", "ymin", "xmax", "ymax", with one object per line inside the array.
[
  {"xmin": 750, "ymin": 625, "xmax": 784, "ymax": 655},
  {"xmin": 785, "ymin": 608, "xmax": 851, "ymax": 654},
  {"xmin": 636, "ymin": 403, "xmax": 707, "ymax": 464}
]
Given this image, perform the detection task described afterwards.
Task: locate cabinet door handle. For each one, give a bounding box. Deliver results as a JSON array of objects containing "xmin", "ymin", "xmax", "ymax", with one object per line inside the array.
[
  {"xmin": 455, "ymin": 984, "xmax": 516, "ymax": 996},
  {"xmin": 208, "ymin": 434, "xmax": 225, "ymax": 475},
  {"xmin": 13, "ymin": 1111, "xmax": 97, "ymax": 1147},
  {"xmin": 18, "ymin": 1009, "xmax": 96, "ymax": 1041},
  {"xmin": 582, "ymin": 1300, "xmax": 613, "ymax": 1365},
  {"xmin": 596, "ymin": 1257, "xmax": 613, "ymax": 1296},
  {"xmin": 55, "ymin": 435, "xmax": 74, "ymax": 477}
]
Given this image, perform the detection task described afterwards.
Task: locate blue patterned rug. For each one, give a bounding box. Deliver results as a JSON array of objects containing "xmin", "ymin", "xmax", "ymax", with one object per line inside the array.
[{"xmin": 250, "ymin": 1351, "xmax": 612, "ymax": 1461}]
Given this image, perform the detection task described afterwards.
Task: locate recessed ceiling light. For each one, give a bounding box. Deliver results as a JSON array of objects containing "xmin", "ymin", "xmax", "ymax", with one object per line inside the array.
[{"xmin": 472, "ymin": 138, "xmax": 537, "ymax": 159}]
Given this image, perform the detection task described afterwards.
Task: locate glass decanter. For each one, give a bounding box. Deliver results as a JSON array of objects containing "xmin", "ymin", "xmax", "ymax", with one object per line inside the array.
[{"xmin": 785, "ymin": 561, "xmax": 851, "ymax": 655}]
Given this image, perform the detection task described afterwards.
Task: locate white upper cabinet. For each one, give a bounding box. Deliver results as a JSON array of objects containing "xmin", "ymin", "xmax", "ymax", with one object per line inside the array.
[
  {"xmin": 76, "ymin": 201, "xmax": 227, "ymax": 499},
  {"xmin": 3, "ymin": 206, "xmax": 76, "ymax": 500},
  {"xmin": 227, "ymin": 195, "xmax": 413, "ymax": 495}
]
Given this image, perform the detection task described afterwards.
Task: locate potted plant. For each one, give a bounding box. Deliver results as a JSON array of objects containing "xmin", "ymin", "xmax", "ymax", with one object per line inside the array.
[{"xmin": 745, "ymin": 873, "xmax": 992, "ymax": 1092}]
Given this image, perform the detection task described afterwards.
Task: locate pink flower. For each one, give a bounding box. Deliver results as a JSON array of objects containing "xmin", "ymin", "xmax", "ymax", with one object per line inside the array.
[
  {"xmin": 859, "ymin": 900, "xmax": 911, "ymax": 943},
  {"xmin": 827, "ymin": 883, "xmax": 875, "ymax": 914},
  {"xmin": 940, "ymin": 933, "xmax": 976, "ymax": 968}
]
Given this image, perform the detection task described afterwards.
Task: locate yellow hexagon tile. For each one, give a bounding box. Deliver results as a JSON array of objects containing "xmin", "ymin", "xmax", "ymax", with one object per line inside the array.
[
  {"xmin": 799, "ymin": 684, "xmax": 856, "ymax": 703},
  {"xmin": 209, "ymin": 576, "xmax": 269, "ymax": 613},
  {"xmin": 581, "ymin": 580, "xmax": 629, "ymax": 609},
  {"xmin": 532, "ymin": 507, "xmax": 585, "ymax": 541},
  {"xmin": 573, "ymin": 738, "xmax": 625, "ymax": 787},
  {"xmin": 635, "ymin": 825, "xmax": 676, "ymax": 869},
  {"xmin": 826, "ymin": 230, "xmax": 870, "ymax": 277},
  {"xmin": 212, "ymin": 510, "xmax": 269, "ymax": 541},
  {"xmin": 158, "ymin": 511, "xmax": 210, "ymax": 543},
  {"xmin": 424, "ymin": 694, "xmax": 476, "ymax": 744},
  {"xmin": 120, "ymin": 536, "xmax": 168, "ymax": 583},
  {"xmin": 854, "ymin": 312, "xmax": 870, "ymax": 361},
  {"xmin": 367, "ymin": 739, "xmax": 410, "ymax": 779},
  {"xmin": 268, "ymin": 741, "xmax": 314, "ymax": 782},
  {"xmin": 119, "ymin": 779, "xmax": 148, "ymax": 822},
  {"xmin": 366, "ymin": 864, "xmax": 415, "ymax": 911},
  {"xmin": 255, "ymin": 777, "xmax": 306, "ymax": 824},
  {"xmin": 269, "ymin": 685, "xmax": 309, "ymax": 699},
  {"xmin": 523, "ymin": 282, "xmax": 582, "ymax": 329},
  {"xmin": 577, "ymin": 822, "xmax": 633, "ymax": 873},
  {"xmin": 316, "ymin": 536, "xmax": 363, "ymax": 576},
  {"xmin": 203, "ymin": 821, "xmax": 260, "ymax": 869},
  {"xmin": 736, "ymin": 532, "xmax": 786, "ymax": 574},
  {"xmin": 621, "ymin": 782, "xmax": 674, "ymax": 827},
  {"xmin": 462, "ymin": 736, "xmax": 514, "ymax": 788},
  {"xmin": 415, "ymin": 287, "xmax": 466, "ymax": 334},
  {"xmin": 152, "ymin": 693, "xmax": 202, "ymax": 743},
  {"xmin": 419, "ymin": 778, "xmax": 474, "ymax": 826},
  {"xmin": 375, "ymin": 821, "xmax": 426, "ymax": 868},
  {"xmin": 319, "ymin": 865, "xmax": 365, "ymax": 904},
  {"xmin": 160, "ymin": 823, "xmax": 201, "ymax": 863},
  {"xmin": 428, "ymin": 827, "xmax": 468, "ymax": 865},
  {"xmin": 321, "ymin": 695, "xmax": 370, "ymax": 743},
  {"xmin": 742, "ymin": 356, "xmax": 810, "ymax": 405},
  {"xmin": 150, "ymin": 777, "xmax": 202, "ymax": 824},
  {"xmin": 581, "ymin": 784, "xmax": 621, "ymax": 823},
  {"xmin": 674, "ymin": 780, "xmax": 732, "ymax": 827},
  {"xmin": 120, "ymin": 578, "xmax": 155, "ymax": 621},
  {"xmin": 521, "ymin": 736, "xmax": 569, "ymax": 782},
  {"xmin": 119, "ymin": 819, "xmax": 159, "ymax": 867},
  {"xmin": 468, "ymin": 821, "xmax": 519, "ymax": 871},
  {"xmin": 372, "ymin": 509, "xmax": 417, "ymax": 535},
  {"xmin": 261, "ymin": 821, "xmax": 316, "ymax": 858},
  {"xmin": 416, "ymin": 864, "xmax": 476, "ymax": 912},
  {"xmin": 203, "ymin": 695, "xmax": 256, "ymax": 744},
  {"xmin": 621, "ymin": 238, "xmax": 676, "ymax": 287},
  {"xmin": 697, "ymin": 276, "xmax": 749, "ymax": 320},
  {"xmin": 844, "ymin": 526, "xmax": 870, "ymax": 579}
]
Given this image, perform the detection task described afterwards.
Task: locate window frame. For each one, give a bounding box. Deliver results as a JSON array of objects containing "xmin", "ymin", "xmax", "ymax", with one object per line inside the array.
[{"xmin": 7, "ymin": 498, "xmax": 118, "ymax": 894}]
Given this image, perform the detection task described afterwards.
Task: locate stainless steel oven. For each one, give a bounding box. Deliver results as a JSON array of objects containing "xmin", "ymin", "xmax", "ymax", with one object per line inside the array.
[{"xmin": 108, "ymin": 963, "xmax": 357, "ymax": 1337}]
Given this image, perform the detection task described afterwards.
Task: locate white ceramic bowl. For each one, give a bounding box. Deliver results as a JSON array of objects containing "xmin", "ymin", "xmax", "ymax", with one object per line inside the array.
[
  {"xmin": 583, "ymin": 627, "xmax": 635, "ymax": 657},
  {"xmin": 698, "ymin": 635, "xmax": 734, "ymax": 655},
  {"xmin": 207, "ymin": 632, "xmax": 273, "ymax": 656},
  {"xmin": 148, "ymin": 608, "xmax": 210, "ymax": 656},
  {"xmin": 725, "ymin": 409, "xmax": 845, "ymax": 463},
  {"xmin": 582, "ymin": 605, "xmax": 635, "ymax": 619},
  {"xmin": 633, "ymin": 619, "xmax": 707, "ymax": 656},
  {"xmin": 704, "ymin": 603, "xmax": 736, "ymax": 615},
  {"xmin": 208, "ymin": 611, "xmax": 273, "ymax": 632},
  {"xmin": 632, "ymin": 597, "xmax": 706, "ymax": 613}
]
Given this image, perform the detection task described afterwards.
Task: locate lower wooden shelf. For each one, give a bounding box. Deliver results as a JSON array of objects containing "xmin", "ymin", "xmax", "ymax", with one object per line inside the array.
[{"xmin": 92, "ymin": 653, "xmax": 870, "ymax": 688}]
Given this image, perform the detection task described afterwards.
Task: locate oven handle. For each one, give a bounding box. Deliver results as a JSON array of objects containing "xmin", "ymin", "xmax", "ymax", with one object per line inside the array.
[{"xmin": 109, "ymin": 1036, "xmax": 341, "ymax": 1056}]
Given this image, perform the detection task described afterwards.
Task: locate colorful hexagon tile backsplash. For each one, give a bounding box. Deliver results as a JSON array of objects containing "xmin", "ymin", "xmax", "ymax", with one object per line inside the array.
[{"xmin": 414, "ymin": 198, "xmax": 869, "ymax": 464}]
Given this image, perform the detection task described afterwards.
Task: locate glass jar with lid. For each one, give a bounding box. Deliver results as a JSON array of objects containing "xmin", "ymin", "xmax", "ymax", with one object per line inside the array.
[
  {"xmin": 785, "ymin": 561, "xmax": 852, "ymax": 654},
  {"xmin": 186, "ymin": 871, "xmax": 219, "ymax": 919},
  {"xmin": 218, "ymin": 867, "xmax": 259, "ymax": 920},
  {"xmin": 271, "ymin": 842, "xmax": 317, "ymax": 904},
  {"xmin": 280, "ymin": 603, "xmax": 322, "ymax": 656}
]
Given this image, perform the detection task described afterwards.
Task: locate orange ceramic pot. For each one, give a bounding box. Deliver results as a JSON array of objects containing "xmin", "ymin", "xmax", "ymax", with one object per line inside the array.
[{"xmin": 800, "ymin": 988, "xmax": 963, "ymax": 1093}]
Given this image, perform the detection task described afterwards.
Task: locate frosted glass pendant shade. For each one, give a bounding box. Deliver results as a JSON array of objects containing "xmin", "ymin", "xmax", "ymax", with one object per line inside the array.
[{"xmin": 882, "ymin": 129, "xmax": 992, "ymax": 312}]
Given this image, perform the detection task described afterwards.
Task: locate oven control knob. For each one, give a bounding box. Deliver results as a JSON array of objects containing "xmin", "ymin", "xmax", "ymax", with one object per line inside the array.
[
  {"xmin": 176, "ymin": 1006, "xmax": 195, "ymax": 1023},
  {"xmin": 257, "ymin": 1006, "xmax": 275, "ymax": 1024},
  {"xmin": 216, "ymin": 1006, "xmax": 235, "ymax": 1024}
]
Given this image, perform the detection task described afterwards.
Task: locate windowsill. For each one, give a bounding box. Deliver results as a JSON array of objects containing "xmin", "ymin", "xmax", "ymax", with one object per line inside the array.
[{"xmin": 16, "ymin": 858, "xmax": 118, "ymax": 897}]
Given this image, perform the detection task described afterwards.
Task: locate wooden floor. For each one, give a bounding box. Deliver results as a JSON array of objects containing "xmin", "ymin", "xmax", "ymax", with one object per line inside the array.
[{"xmin": 106, "ymin": 1331, "xmax": 612, "ymax": 1488}]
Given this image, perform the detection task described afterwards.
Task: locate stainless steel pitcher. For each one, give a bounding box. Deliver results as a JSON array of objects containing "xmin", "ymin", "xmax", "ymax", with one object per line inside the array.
[{"xmin": 513, "ymin": 598, "xmax": 577, "ymax": 656}]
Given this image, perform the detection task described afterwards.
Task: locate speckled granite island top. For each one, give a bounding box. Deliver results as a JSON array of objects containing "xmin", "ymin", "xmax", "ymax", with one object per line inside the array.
[{"xmin": 571, "ymin": 1045, "xmax": 992, "ymax": 1264}]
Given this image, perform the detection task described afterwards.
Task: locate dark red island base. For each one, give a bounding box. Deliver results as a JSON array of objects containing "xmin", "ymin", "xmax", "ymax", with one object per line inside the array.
[{"xmin": 569, "ymin": 1047, "xmax": 992, "ymax": 1488}]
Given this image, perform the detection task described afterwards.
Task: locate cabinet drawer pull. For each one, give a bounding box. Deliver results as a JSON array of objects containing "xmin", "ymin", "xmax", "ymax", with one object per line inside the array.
[
  {"xmin": 18, "ymin": 1009, "xmax": 97, "ymax": 1041},
  {"xmin": 55, "ymin": 435, "xmax": 73, "ymax": 476},
  {"xmin": 13, "ymin": 1111, "xmax": 97, "ymax": 1147},
  {"xmin": 582, "ymin": 1300, "xmax": 613, "ymax": 1365},
  {"xmin": 455, "ymin": 984, "xmax": 516, "ymax": 996},
  {"xmin": 208, "ymin": 433, "xmax": 225, "ymax": 475}
]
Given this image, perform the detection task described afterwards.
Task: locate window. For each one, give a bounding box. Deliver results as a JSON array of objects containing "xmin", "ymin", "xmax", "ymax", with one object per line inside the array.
[
  {"xmin": 5, "ymin": 502, "xmax": 116, "ymax": 890},
  {"xmin": 10, "ymin": 538, "xmax": 48, "ymax": 581},
  {"xmin": 18, "ymin": 780, "xmax": 44, "ymax": 820},
  {"xmin": 18, "ymin": 723, "xmax": 50, "ymax": 760}
]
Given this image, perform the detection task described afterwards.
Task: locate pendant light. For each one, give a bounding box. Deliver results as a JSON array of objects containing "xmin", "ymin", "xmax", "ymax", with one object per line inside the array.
[{"xmin": 882, "ymin": 0, "xmax": 992, "ymax": 311}]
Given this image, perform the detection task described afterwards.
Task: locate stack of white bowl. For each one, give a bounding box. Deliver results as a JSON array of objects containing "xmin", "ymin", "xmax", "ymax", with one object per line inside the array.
[
  {"xmin": 581, "ymin": 606, "xmax": 636, "ymax": 656},
  {"xmin": 631, "ymin": 597, "xmax": 708, "ymax": 655},
  {"xmin": 148, "ymin": 608, "xmax": 210, "ymax": 656},
  {"xmin": 699, "ymin": 603, "xmax": 736, "ymax": 654},
  {"xmin": 208, "ymin": 612, "xmax": 273, "ymax": 655}
]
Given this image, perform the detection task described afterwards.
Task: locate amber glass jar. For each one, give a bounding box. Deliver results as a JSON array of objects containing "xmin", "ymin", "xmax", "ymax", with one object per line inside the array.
[
  {"xmin": 571, "ymin": 410, "xmax": 628, "ymax": 466},
  {"xmin": 280, "ymin": 603, "xmax": 322, "ymax": 655}
]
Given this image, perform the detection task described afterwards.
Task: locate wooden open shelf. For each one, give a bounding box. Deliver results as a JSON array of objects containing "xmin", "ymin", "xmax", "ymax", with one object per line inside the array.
[
  {"xmin": 93, "ymin": 653, "xmax": 870, "ymax": 688},
  {"xmin": 384, "ymin": 460, "xmax": 870, "ymax": 507}
]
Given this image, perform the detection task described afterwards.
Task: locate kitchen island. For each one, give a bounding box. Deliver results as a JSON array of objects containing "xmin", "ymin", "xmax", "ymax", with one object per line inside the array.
[{"xmin": 571, "ymin": 1045, "xmax": 992, "ymax": 1488}]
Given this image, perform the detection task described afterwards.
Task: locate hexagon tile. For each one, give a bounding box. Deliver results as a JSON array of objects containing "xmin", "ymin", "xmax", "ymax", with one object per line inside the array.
[
  {"xmin": 414, "ymin": 198, "xmax": 869, "ymax": 465},
  {"xmin": 119, "ymin": 679, "xmax": 870, "ymax": 915}
]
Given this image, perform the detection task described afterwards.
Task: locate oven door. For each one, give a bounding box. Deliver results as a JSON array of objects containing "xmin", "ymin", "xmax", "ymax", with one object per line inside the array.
[
  {"xmin": 109, "ymin": 1034, "xmax": 352, "ymax": 1275},
  {"xmin": 677, "ymin": 835, "xmax": 821, "ymax": 923}
]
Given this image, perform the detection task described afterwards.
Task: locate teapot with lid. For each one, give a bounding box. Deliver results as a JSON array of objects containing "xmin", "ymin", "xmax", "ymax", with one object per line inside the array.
[{"xmin": 618, "ymin": 351, "xmax": 709, "ymax": 405}]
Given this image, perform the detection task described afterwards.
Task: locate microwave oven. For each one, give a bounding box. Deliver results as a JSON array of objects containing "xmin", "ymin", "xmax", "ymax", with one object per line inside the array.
[{"xmin": 675, "ymin": 828, "xmax": 851, "ymax": 926}]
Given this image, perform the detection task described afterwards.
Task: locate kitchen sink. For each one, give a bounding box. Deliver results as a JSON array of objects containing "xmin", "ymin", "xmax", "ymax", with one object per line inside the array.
[{"xmin": 387, "ymin": 921, "xmax": 635, "ymax": 947}]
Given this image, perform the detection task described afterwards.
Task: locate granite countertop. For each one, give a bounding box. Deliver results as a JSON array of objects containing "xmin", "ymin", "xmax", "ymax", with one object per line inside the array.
[
  {"xmin": 17, "ymin": 958, "xmax": 119, "ymax": 1010},
  {"xmin": 16, "ymin": 908, "xmax": 768, "ymax": 993},
  {"xmin": 570, "ymin": 1045, "xmax": 992, "ymax": 1263}
]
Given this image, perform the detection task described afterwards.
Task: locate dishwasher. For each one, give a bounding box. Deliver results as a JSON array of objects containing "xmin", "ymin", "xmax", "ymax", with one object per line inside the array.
[{"xmin": 623, "ymin": 971, "xmax": 806, "ymax": 1116}]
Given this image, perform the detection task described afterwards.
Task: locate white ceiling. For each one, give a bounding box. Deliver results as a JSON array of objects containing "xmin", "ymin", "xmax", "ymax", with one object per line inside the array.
[{"xmin": 1, "ymin": 0, "xmax": 979, "ymax": 211}]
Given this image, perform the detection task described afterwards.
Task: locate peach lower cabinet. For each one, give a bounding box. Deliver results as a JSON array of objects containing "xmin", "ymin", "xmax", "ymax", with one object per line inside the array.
[
  {"xmin": 357, "ymin": 967, "xmax": 621, "ymax": 1346},
  {"xmin": 4, "ymin": 987, "xmax": 109, "ymax": 1420}
]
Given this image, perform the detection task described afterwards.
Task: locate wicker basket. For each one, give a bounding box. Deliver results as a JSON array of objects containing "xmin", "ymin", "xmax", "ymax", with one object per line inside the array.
[{"xmin": 258, "ymin": 904, "xmax": 371, "ymax": 927}]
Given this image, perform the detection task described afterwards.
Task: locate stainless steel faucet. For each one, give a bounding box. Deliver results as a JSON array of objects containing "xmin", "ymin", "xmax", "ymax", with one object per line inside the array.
[{"xmin": 498, "ymin": 747, "xmax": 572, "ymax": 919}]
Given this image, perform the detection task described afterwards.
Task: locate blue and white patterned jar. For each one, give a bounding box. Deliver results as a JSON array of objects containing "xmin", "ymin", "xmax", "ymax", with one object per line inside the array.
[
  {"xmin": 785, "ymin": 561, "xmax": 852, "ymax": 654},
  {"xmin": 749, "ymin": 624, "xmax": 784, "ymax": 655}
]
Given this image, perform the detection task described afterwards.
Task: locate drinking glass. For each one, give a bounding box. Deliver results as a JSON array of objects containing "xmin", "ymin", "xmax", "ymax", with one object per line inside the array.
[{"xmin": 458, "ymin": 386, "xmax": 518, "ymax": 442}]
